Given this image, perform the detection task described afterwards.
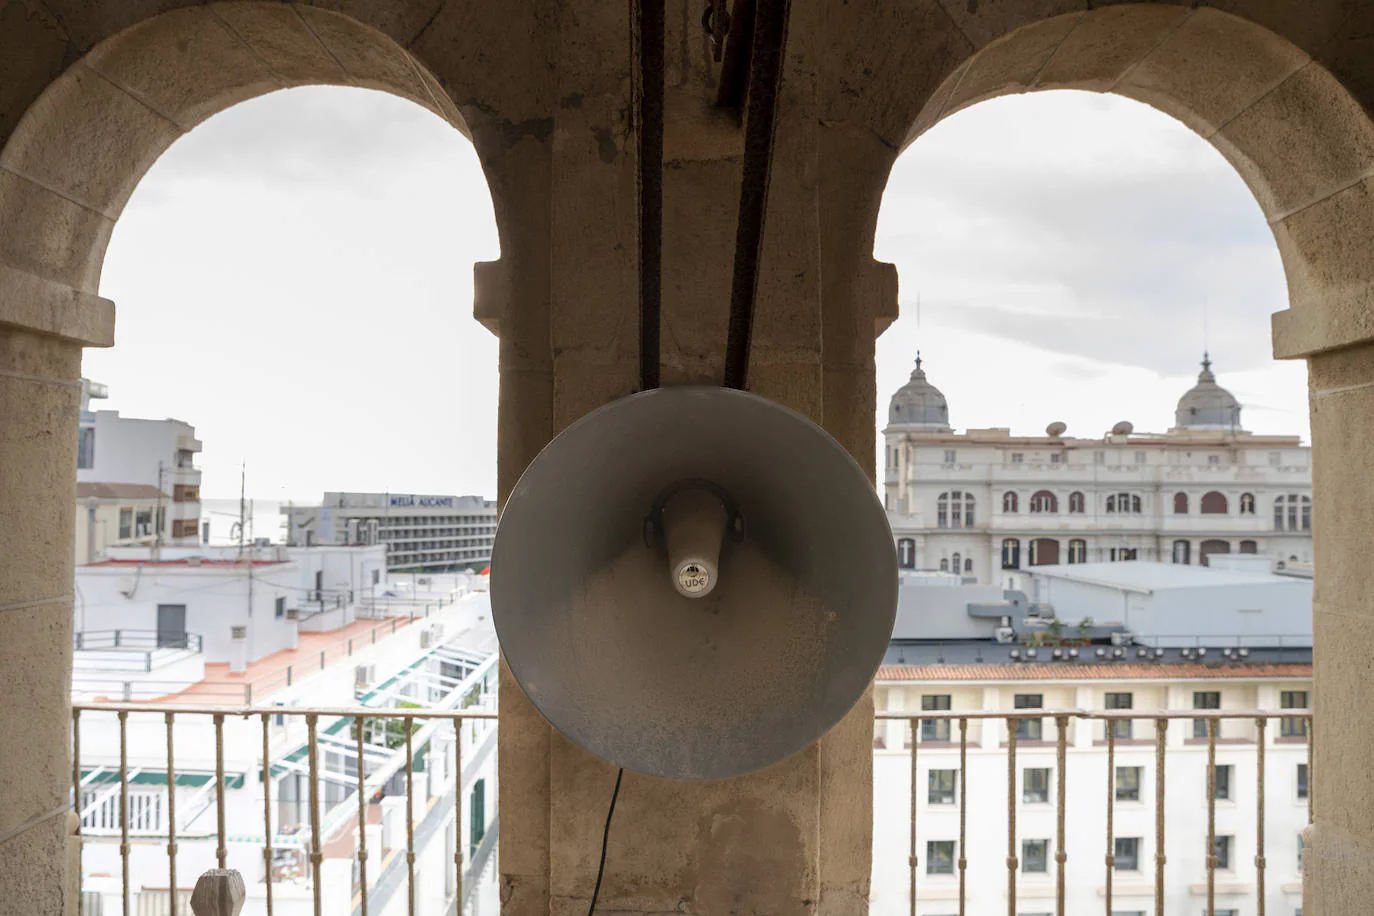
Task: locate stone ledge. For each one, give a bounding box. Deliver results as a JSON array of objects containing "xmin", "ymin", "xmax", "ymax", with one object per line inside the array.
[{"xmin": 0, "ymin": 262, "xmax": 114, "ymax": 347}]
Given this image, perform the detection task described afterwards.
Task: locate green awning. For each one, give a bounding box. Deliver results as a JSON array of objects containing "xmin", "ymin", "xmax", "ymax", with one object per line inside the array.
[{"xmin": 80, "ymin": 768, "xmax": 245, "ymax": 789}]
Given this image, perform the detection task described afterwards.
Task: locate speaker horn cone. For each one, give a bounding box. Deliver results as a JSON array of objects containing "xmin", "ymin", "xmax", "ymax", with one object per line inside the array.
[{"xmin": 491, "ymin": 386, "xmax": 898, "ymax": 780}]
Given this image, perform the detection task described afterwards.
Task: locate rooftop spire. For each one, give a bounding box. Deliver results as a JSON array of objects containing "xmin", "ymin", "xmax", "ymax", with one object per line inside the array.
[{"xmin": 1199, "ymin": 350, "xmax": 1215, "ymax": 381}]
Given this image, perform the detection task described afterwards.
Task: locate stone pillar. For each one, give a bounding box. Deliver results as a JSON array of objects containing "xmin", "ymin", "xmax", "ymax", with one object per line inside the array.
[
  {"xmin": 1298, "ymin": 343, "xmax": 1374, "ymax": 913},
  {"xmin": 492, "ymin": 1, "xmax": 893, "ymax": 913},
  {"xmin": 0, "ymin": 323, "xmax": 88, "ymax": 914}
]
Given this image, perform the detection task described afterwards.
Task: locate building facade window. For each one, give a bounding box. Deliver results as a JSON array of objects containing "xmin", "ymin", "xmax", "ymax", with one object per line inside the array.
[
  {"xmin": 1050, "ymin": 452, "xmax": 1062, "ymax": 464},
  {"xmin": 943, "ymin": 449, "xmax": 956, "ymax": 464},
  {"xmin": 939, "ymin": 558, "xmax": 949, "ymax": 571},
  {"xmin": 1106, "ymin": 493, "xmax": 1142, "ymax": 514},
  {"xmin": 1022, "ymin": 839, "xmax": 1049, "ymax": 873},
  {"xmin": 1193, "ymin": 691, "xmax": 1221, "ymax": 738},
  {"xmin": 1003, "ymin": 491, "xmax": 1019, "ymax": 513},
  {"xmin": 1211, "ymin": 835, "xmax": 1233, "ymax": 870},
  {"xmin": 1274, "ymin": 494, "xmax": 1312, "ymax": 531},
  {"xmin": 1199, "ymin": 539, "xmax": 1231, "ymax": 566},
  {"xmin": 1067, "ymin": 539, "xmax": 1087, "ymax": 564},
  {"xmin": 921, "ymin": 695, "xmax": 951, "ymax": 741},
  {"xmin": 275, "ymin": 596, "xmax": 285, "ymax": 619},
  {"xmin": 1110, "ymin": 547, "xmax": 1138, "ymax": 562},
  {"xmin": 1114, "ymin": 837, "xmax": 1140, "ymax": 871},
  {"xmin": 1068, "ymin": 491, "xmax": 1085, "ymax": 513},
  {"xmin": 1011, "ymin": 453, "xmax": 1024, "ymax": 464},
  {"xmin": 1174, "ymin": 492, "xmax": 1189, "ymax": 514},
  {"xmin": 1211, "ymin": 764, "xmax": 1233, "ymax": 801},
  {"xmin": 897, "ymin": 538, "xmax": 916, "ymax": 569},
  {"xmin": 1002, "ymin": 538, "xmax": 1021, "ymax": 570},
  {"xmin": 118, "ymin": 508, "xmax": 133, "ymax": 539},
  {"xmin": 77, "ymin": 427, "xmax": 95, "ymax": 470},
  {"xmin": 927, "ymin": 840, "xmax": 955, "ymax": 875},
  {"xmin": 938, "ymin": 491, "xmax": 974, "ymax": 529},
  {"xmin": 1104, "ymin": 692, "xmax": 1132, "ymax": 739},
  {"xmin": 1094, "ymin": 451, "xmax": 1105, "ymax": 465},
  {"xmin": 951, "ymin": 552, "xmax": 962, "ymax": 575},
  {"xmin": 1239, "ymin": 539, "xmax": 1258, "ymax": 554},
  {"xmin": 1028, "ymin": 538, "xmax": 1060, "ymax": 566},
  {"xmin": 1014, "ymin": 694, "xmax": 1044, "ymax": 742},
  {"xmin": 1200, "ymin": 491, "xmax": 1229, "ymax": 514},
  {"xmin": 964, "ymin": 557, "xmax": 973, "ymax": 573},
  {"xmin": 1297, "ymin": 763, "xmax": 1309, "ymax": 800},
  {"xmin": 1029, "ymin": 490, "xmax": 1058, "ymax": 513},
  {"xmin": 1023, "ymin": 767, "xmax": 1050, "ymax": 803},
  {"xmin": 928, "ymin": 769, "xmax": 957, "ymax": 805},
  {"xmin": 1281, "ymin": 691, "xmax": 1309, "ymax": 738},
  {"xmin": 1240, "ymin": 492, "xmax": 1256, "ymax": 515},
  {"xmin": 1135, "ymin": 451, "xmax": 1146, "ymax": 464},
  {"xmin": 1208, "ymin": 454, "xmax": 1221, "ymax": 466},
  {"xmin": 1116, "ymin": 766, "xmax": 1142, "ymax": 802},
  {"xmin": 1172, "ymin": 540, "xmax": 1191, "ymax": 565}
]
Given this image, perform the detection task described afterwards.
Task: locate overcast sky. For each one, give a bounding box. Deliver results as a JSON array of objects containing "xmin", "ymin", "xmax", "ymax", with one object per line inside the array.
[{"xmin": 90, "ymin": 86, "xmax": 1306, "ymax": 500}]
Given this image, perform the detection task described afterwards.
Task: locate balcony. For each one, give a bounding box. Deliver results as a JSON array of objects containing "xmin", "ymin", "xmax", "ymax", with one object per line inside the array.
[
  {"xmin": 72, "ymin": 654, "xmax": 500, "ymax": 915},
  {"xmin": 70, "ymin": 704, "xmax": 1310, "ymax": 915},
  {"xmin": 874, "ymin": 709, "xmax": 1311, "ymax": 915}
]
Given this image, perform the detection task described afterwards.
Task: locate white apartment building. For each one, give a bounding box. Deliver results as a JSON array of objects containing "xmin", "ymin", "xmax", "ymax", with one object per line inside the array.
[
  {"xmin": 872, "ymin": 663, "xmax": 1312, "ymax": 916},
  {"xmin": 72, "ymin": 553, "xmax": 499, "ymax": 916},
  {"xmin": 285, "ymin": 492, "xmax": 498, "ymax": 573},
  {"xmin": 884, "ymin": 355, "xmax": 1313, "ymax": 586},
  {"xmin": 76, "ymin": 379, "xmax": 203, "ymax": 563}
]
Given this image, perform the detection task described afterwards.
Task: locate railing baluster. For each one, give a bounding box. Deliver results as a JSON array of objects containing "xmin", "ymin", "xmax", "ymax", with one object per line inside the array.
[
  {"xmin": 1306, "ymin": 713, "xmax": 1314, "ymax": 825},
  {"xmin": 120, "ymin": 710, "xmax": 130, "ymax": 916},
  {"xmin": 1256, "ymin": 717, "xmax": 1267, "ymax": 916},
  {"xmin": 1105, "ymin": 724, "xmax": 1115, "ymax": 916},
  {"xmin": 72, "ymin": 706, "xmax": 82, "ymax": 896},
  {"xmin": 1207, "ymin": 717, "xmax": 1218, "ymax": 916},
  {"xmin": 908, "ymin": 716, "xmax": 917, "ymax": 916},
  {"xmin": 455, "ymin": 718, "xmax": 463, "ymax": 915},
  {"xmin": 958, "ymin": 717, "xmax": 967, "ymax": 916},
  {"xmin": 357, "ymin": 714, "xmax": 369, "ymax": 916},
  {"xmin": 166, "ymin": 712, "xmax": 179, "ymax": 916},
  {"xmin": 1006, "ymin": 716, "xmax": 1017, "ymax": 916},
  {"xmin": 1055, "ymin": 715, "xmax": 1068, "ymax": 916},
  {"xmin": 405, "ymin": 716, "xmax": 417, "ymax": 916},
  {"xmin": 262, "ymin": 713, "xmax": 274, "ymax": 916},
  {"xmin": 214, "ymin": 713, "xmax": 227, "ymax": 870},
  {"xmin": 1154, "ymin": 718, "xmax": 1167, "ymax": 916},
  {"xmin": 307, "ymin": 714, "xmax": 323, "ymax": 916}
]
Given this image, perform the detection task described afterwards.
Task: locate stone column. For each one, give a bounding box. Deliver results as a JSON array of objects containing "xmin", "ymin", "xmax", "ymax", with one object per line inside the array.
[
  {"xmin": 0, "ymin": 285, "xmax": 111, "ymax": 913},
  {"xmin": 492, "ymin": 1, "xmax": 894, "ymax": 913},
  {"xmin": 1297, "ymin": 343, "xmax": 1374, "ymax": 913}
]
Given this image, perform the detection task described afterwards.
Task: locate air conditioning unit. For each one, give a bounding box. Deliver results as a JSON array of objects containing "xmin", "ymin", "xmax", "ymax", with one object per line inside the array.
[
  {"xmin": 355, "ymin": 664, "xmax": 376, "ymax": 689},
  {"xmin": 1109, "ymin": 631, "xmax": 1132, "ymax": 647},
  {"xmin": 285, "ymin": 608, "xmax": 300, "ymax": 621},
  {"xmin": 420, "ymin": 624, "xmax": 444, "ymax": 649},
  {"xmin": 994, "ymin": 627, "xmax": 1015, "ymax": 644}
]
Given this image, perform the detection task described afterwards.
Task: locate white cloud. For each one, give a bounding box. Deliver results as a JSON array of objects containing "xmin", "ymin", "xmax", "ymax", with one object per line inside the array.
[
  {"xmin": 875, "ymin": 90, "xmax": 1306, "ymax": 465},
  {"xmin": 91, "ymin": 86, "xmax": 500, "ymax": 501}
]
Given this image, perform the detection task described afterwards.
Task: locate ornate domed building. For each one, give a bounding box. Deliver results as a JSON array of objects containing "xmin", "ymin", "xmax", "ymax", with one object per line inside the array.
[
  {"xmin": 1174, "ymin": 353, "xmax": 1243, "ymax": 431},
  {"xmin": 886, "ymin": 354, "xmax": 952, "ymax": 432},
  {"xmin": 882, "ymin": 351, "xmax": 1311, "ymax": 584}
]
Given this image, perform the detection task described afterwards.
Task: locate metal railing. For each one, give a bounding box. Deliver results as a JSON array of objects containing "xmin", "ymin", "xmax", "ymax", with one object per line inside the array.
[
  {"xmin": 877, "ymin": 709, "xmax": 1313, "ymax": 916},
  {"xmin": 72, "ymin": 702, "xmax": 496, "ymax": 916},
  {"xmin": 72, "ymin": 616, "xmax": 424, "ymax": 705},
  {"xmin": 75, "ymin": 630, "xmax": 204, "ymax": 653}
]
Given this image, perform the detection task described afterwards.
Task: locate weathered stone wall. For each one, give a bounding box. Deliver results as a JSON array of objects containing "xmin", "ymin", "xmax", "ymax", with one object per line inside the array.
[{"xmin": 4, "ymin": 1, "xmax": 1374, "ymax": 913}]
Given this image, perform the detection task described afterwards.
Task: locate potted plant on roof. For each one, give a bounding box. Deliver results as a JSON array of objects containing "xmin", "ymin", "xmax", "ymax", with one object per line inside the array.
[{"xmin": 1075, "ymin": 617, "xmax": 1094, "ymax": 646}]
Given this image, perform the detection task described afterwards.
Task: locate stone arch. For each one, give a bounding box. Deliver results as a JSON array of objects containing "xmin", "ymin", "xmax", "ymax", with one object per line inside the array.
[
  {"xmin": 0, "ymin": 2, "xmax": 511, "ymax": 318},
  {"xmin": 879, "ymin": 5, "xmax": 1374, "ymax": 360}
]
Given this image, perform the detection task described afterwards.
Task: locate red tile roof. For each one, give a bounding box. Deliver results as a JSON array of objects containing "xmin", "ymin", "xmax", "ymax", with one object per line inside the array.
[{"xmin": 876, "ymin": 663, "xmax": 1312, "ymax": 681}]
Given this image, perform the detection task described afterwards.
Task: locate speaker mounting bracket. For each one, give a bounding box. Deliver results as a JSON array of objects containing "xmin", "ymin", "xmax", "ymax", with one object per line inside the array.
[{"xmin": 642, "ymin": 479, "xmax": 745, "ymax": 549}]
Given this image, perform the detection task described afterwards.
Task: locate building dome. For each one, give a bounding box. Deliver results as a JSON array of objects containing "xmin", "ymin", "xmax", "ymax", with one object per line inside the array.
[
  {"xmin": 1175, "ymin": 353, "xmax": 1243, "ymax": 430},
  {"xmin": 888, "ymin": 354, "xmax": 952, "ymax": 430}
]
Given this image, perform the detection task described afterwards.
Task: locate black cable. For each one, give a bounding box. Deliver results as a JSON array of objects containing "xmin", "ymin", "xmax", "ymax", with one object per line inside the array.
[
  {"xmin": 722, "ymin": 0, "xmax": 792, "ymax": 391},
  {"xmin": 586, "ymin": 767, "xmax": 624, "ymax": 915},
  {"xmin": 636, "ymin": 0, "xmax": 665, "ymax": 391}
]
